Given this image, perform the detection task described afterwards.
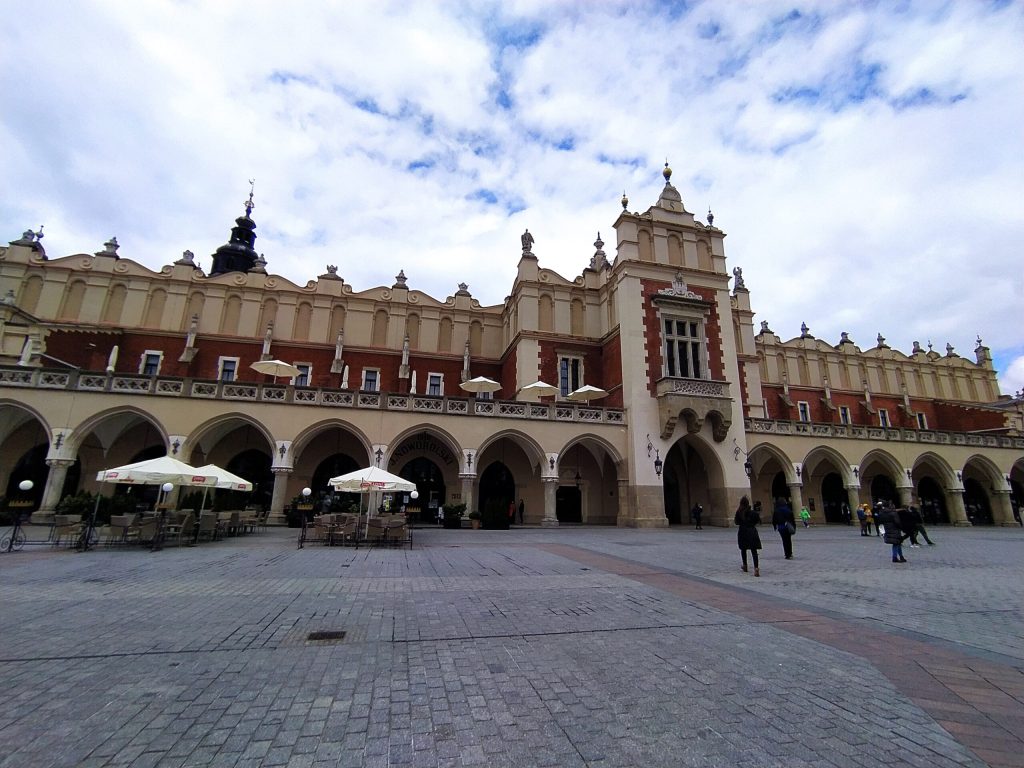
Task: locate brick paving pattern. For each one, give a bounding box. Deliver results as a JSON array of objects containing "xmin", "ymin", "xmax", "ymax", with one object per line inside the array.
[{"xmin": 0, "ymin": 524, "xmax": 1021, "ymax": 767}]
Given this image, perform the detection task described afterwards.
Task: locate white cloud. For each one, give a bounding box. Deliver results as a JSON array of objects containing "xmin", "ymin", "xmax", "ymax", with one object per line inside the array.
[
  {"xmin": 1, "ymin": 1, "xmax": 1022, "ymax": 392},
  {"xmin": 1000, "ymin": 355, "xmax": 1024, "ymax": 396}
]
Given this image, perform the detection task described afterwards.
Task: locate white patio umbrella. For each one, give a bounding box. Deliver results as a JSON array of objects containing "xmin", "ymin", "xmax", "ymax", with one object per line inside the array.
[
  {"xmin": 519, "ymin": 380, "xmax": 559, "ymax": 398},
  {"xmin": 193, "ymin": 464, "xmax": 253, "ymax": 515},
  {"xmin": 328, "ymin": 466, "xmax": 417, "ymax": 540},
  {"xmin": 459, "ymin": 376, "xmax": 501, "ymax": 395},
  {"xmin": 96, "ymin": 456, "xmax": 217, "ymax": 487},
  {"xmin": 566, "ymin": 384, "xmax": 609, "ymax": 403},
  {"xmin": 250, "ymin": 359, "xmax": 301, "ymax": 381}
]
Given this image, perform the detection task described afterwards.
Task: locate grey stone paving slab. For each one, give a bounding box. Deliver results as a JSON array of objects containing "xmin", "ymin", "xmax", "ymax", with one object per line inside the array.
[{"xmin": 0, "ymin": 525, "xmax": 1018, "ymax": 766}]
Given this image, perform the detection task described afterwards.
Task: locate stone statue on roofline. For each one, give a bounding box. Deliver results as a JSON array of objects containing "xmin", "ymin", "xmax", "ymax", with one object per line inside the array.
[{"xmin": 521, "ymin": 229, "xmax": 534, "ymax": 253}]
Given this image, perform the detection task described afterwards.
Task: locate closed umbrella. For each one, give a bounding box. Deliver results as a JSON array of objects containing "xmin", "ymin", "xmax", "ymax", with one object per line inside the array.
[
  {"xmin": 566, "ymin": 384, "xmax": 609, "ymax": 403},
  {"xmin": 250, "ymin": 359, "xmax": 301, "ymax": 382}
]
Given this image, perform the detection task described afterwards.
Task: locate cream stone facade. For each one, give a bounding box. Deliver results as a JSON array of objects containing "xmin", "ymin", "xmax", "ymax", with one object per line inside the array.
[{"xmin": 1, "ymin": 169, "xmax": 1022, "ymax": 529}]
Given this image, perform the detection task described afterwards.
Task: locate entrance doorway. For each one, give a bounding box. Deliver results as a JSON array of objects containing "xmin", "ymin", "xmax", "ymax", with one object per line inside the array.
[
  {"xmin": 662, "ymin": 441, "xmax": 711, "ymax": 525},
  {"xmin": 821, "ymin": 473, "xmax": 846, "ymax": 523},
  {"xmin": 398, "ymin": 457, "xmax": 446, "ymax": 525},
  {"xmin": 479, "ymin": 461, "xmax": 514, "ymax": 528},
  {"xmin": 916, "ymin": 477, "xmax": 949, "ymax": 524},
  {"xmin": 963, "ymin": 478, "xmax": 993, "ymax": 525},
  {"xmin": 556, "ymin": 486, "xmax": 581, "ymax": 523}
]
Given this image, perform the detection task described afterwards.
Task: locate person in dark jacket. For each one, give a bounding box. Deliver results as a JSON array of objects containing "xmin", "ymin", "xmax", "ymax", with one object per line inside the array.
[
  {"xmin": 907, "ymin": 504, "xmax": 934, "ymax": 546},
  {"xmin": 877, "ymin": 503, "xmax": 907, "ymax": 563},
  {"xmin": 772, "ymin": 498, "xmax": 796, "ymax": 559},
  {"xmin": 691, "ymin": 503, "xmax": 703, "ymax": 530},
  {"xmin": 735, "ymin": 496, "xmax": 762, "ymax": 576}
]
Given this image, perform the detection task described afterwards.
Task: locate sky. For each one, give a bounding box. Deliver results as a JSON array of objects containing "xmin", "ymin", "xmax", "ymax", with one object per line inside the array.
[{"xmin": 2, "ymin": 0, "xmax": 1023, "ymax": 395}]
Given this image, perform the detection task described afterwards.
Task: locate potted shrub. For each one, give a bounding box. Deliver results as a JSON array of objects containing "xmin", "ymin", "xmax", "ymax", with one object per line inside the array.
[
  {"xmin": 442, "ymin": 503, "xmax": 466, "ymax": 529},
  {"xmin": 481, "ymin": 498, "xmax": 510, "ymax": 530},
  {"xmin": 468, "ymin": 510, "xmax": 481, "ymax": 529}
]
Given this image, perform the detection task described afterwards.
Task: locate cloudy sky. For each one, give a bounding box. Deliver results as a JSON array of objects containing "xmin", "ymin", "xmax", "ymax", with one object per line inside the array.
[{"xmin": 3, "ymin": 1, "xmax": 1023, "ymax": 394}]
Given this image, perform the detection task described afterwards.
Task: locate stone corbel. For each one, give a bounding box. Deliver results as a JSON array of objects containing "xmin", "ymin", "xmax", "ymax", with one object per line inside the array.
[
  {"xmin": 179, "ymin": 314, "xmax": 199, "ymax": 363},
  {"xmin": 820, "ymin": 377, "xmax": 837, "ymax": 412},
  {"xmin": 779, "ymin": 373, "xmax": 794, "ymax": 408},
  {"xmin": 859, "ymin": 380, "xmax": 876, "ymax": 415},
  {"xmin": 330, "ymin": 331, "xmax": 344, "ymax": 374}
]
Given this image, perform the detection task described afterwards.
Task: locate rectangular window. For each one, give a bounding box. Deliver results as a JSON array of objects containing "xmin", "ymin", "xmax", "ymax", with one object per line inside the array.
[
  {"xmin": 427, "ymin": 373, "xmax": 443, "ymax": 396},
  {"xmin": 361, "ymin": 368, "xmax": 379, "ymax": 392},
  {"xmin": 797, "ymin": 401, "xmax": 811, "ymax": 423},
  {"xmin": 663, "ymin": 316, "xmax": 704, "ymax": 379},
  {"xmin": 839, "ymin": 405, "xmax": 852, "ymax": 425},
  {"xmin": 218, "ymin": 357, "xmax": 238, "ymax": 382},
  {"xmin": 140, "ymin": 351, "xmax": 163, "ymax": 376},
  {"xmin": 294, "ymin": 363, "xmax": 311, "ymax": 387},
  {"xmin": 916, "ymin": 412, "xmax": 928, "ymax": 430},
  {"xmin": 558, "ymin": 356, "xmax": 583, "ymax": 397},
  {"xmin": 879, "ymin": 408, "xmax": 890, "ymax": 428}
]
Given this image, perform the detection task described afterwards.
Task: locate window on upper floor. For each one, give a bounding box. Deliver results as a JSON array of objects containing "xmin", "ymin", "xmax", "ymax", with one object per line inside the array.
[
  {"xmin": 559, "ymin": 355, "xmax": 583, "ymax": 397},
  {"xmin": 916, "ymin": 412, "xmax": 928, "ymax": 430},
  {"xmin": 294, "ymin": 363, "xmax": 311, "ymax": 388},
  {"xmin": 879, "ymin": 408, "xmax": 890, "ymax": 428},
  {"xmin": 218, "ymin": 357, "xmax": 238, "ymax": 382},
  {"xmin": 427, "ymin": 373, "xmax": 443, "ymax": 396},
  {"xmin": 140, "ymin": 351, "xmax": 163, "ymax": 377},
  {"xmin": 839, "ymin": 405, "xmax": 852, "ymax": 425},
  {"xmin": 662, "ymin": 317, "xmax": 705, "ymax": 379},
  {"xmin": 797, "ymin": 401, "xmax": 811, "ymax": 423},
  {"xmin": 362, "ymin": 368, "xmax": 379, "ymax": 392}
]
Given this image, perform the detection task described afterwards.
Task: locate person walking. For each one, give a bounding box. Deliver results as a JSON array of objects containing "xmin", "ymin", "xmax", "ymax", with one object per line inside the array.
[
  {"xmin": 799, "ymin": 506, "xmax": 811, "ymax": 528},
  {"xmin": 691, "ymin": 503, "xmax": 703, "ymax": 530},
  {"xmin": 517, "ymin": 498, "xmax": 525, "ymax": 525},
  {"xmin": 508, "ymin": 501, "xmax": 516, "ymax": 527},
  {"xmin": 773, "ymin": 499, "xmax": 796, "ymax": 560},
  {"xmin": 734, "ymin": 496, "xmax": 762, "ymax": 576},
  {"xmin": 909, "ymin": 504, "xmax": 934, "ymax": 545},
  {"xmin": 877, "ymin": 502, "xmax": 907, "ymax": 563}
]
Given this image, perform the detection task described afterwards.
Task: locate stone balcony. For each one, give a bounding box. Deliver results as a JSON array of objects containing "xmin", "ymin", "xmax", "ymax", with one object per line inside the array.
[
  {"xmin": 655, "ymin": 376, "xmax": 733, "ymax": 441},
  {"xmin": 0, "ymin": 367, "xmax": 626, "ymax": 426},
  {"xmin": 745, "ymin": 417, "xmax": 1024, "ymax": 450}
]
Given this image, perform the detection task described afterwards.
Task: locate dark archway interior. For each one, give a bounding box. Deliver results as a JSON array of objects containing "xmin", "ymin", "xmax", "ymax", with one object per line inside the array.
[
  {"xmin": 5, "ymin": 443, "xmax": 49, "ymax": 512},
  {"xmin": 869, "ymin": 474, "xmax": 897, "ymax": 504},
  {"xmin": 224, "ymin": 449, "xmax": 273, "ymax": 510},
  {"xmin": 917, "ymin": 476, "xmax": 949, "ymax": 524},
  {"xmin": 770, "ymin": 471, "xmax": 790, "ymax": 505},
  {"xmin": 479, "ymin": 461, "xmax": 514, "ymax": 528},
  {"xmin": 399, "ymin": 456, "xmax": 446, "ymax": 523},
  {"xmin": 311, "ymin": 453, "xmax": 361, "ymax": 512},
  {"xmin": 662, "ymin": 441, "xmax": 709, "ymax": 524},
  {"xmin": 821, "ymin": 472, "xmax": 845, "ymax": 523},
  {"xmin": 963, "ymin": 477, "xmax": 993, "ymax": 525},
  {"xmin": 556, "ymin": 486, "xmax": 581, "ymax": 523}
]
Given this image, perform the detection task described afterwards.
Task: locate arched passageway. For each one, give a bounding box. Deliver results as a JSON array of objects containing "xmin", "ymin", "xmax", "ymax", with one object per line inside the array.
[
  {"xmin": 398, "ymin": 456, "xmax": 447, "ymax": 524},
  {"xmin": 480, "ymin": 461, "xmax": 515, "ymax": 528},
  {"xmin": 917, "ymin": 477, "xmax": 949, "ymax": 524}
]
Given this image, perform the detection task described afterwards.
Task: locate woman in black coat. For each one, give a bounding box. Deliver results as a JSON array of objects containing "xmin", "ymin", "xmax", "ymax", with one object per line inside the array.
[
  {"xmin": 877, "ymin": 503, "xmax": 907, "ymax": 563},
  {"xmin": 735, "ymin": 496, "xmax": 762, "ymax": 576},
  {"xmin": 771, "ymin": 499, "xmax": 796, "ymax": 560}
]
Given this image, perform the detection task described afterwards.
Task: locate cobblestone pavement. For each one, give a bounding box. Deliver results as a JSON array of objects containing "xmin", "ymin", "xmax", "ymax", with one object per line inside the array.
[{"xmin": 0, "ymin": 524, "xmax": 1021, "ymax": 768}]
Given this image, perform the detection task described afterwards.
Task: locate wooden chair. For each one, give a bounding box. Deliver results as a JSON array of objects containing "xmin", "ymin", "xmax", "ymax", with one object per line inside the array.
[{"xmin": 164, "ymin": 513, "xmax": 196, "ymax": 547}]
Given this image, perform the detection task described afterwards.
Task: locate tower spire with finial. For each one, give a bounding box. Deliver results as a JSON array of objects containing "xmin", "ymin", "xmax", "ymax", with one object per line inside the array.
[{"xmin": 245, "ymin": 179, "xmax": 255, "ymax": 217}]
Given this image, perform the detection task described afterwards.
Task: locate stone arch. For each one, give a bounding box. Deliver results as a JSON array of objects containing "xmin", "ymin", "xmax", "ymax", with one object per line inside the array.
[
  {"xmin": 554, "ymin": 434, "xmax": 623, "ymax": 525},
  {"xmin": 221, "ymin": 294, "xmax": 242, "ymax": 335},
  {"xmin": 539, "ymin": 294, "xmax": 554, "ymax": 332},
  {"xmin": 639, "ymin": 229, "xmax": 654, "ymax": 262},
  {"xmin": 748, "ymin": 442, "xmax": 797, "ymax": 484},
  {"xmin": 19, "ymin": 275, "xmax": 43, "ymax": 314},
  {"xmin": 662, "ymin": 433, "xmax": 726, "ymax": 525},
  {"xmin": 186, "ymin": 413, "xmax": 275, "ymax": 465},
  {"xmin": 857, "ymin": 448, "xmax": 903, "ymax": 479},
  {"xmin": 962, "ymin": 453, "xmax": 1006, "ymax": 489},
  {"xmin": 801, "ymin": 445, "xmax": 855, "ymax": 486},
  {"xmin": 0, "ymin": 399, "xmax": 52, "ymax": 442},
  {"xmin": 183, "ymin": 291, "xmax": 204, "ymax": 330},
  {"xmin": 696, "ymin": 240, "xmax": 713, "ymax": 270},
  {"xmin": 101, "ymin": 283, "xmax": 128, "ymax": 324},
  {"xmin": 143, "ymin": 288, "xmax": 167, "ymax": 328},
  {"xmin": 291, "ymin": 419, "xmax": 373, "ymax": 462},
  {"xmin": 372, "ymin": 308, "xmax": 388, "ymax": 347},
  {"xmin": 259, "ymin": 298, "xmax": 279, "ymax": 336},
  {"xmin": 58, "ymin": 279, "xmax": 87, "ymax": 320},
  {"xmin": 479, "ymin": 428, "xmax": 546, "ymax": 471},
  {"xmin": 667, "ymin": 234, "xmax": 683, "ymax": 266},
  {"xmin": 294, "ymin": 301, "xmax": 313, "ymax": 342},
  {"xmin": 386, "ymin": 424, "xmax": 463, "ymax": 473},
  {"xmin": 70, "ymin": 406, "xmax": 169, "ymax": 456},
  {"xmin": 910, "ymin": 451, "xmax": 958, "ymax": 488}
]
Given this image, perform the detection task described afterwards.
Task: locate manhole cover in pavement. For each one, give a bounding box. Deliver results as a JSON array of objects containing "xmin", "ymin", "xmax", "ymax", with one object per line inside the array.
[{"xmin": 307, "ymin": 630, "xmax": 346, "ymax": 642}]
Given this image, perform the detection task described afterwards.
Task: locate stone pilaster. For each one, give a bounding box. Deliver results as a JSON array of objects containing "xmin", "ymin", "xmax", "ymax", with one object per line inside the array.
[
  {"xmin": 542, "ymin": 477, "xmax": 559, "ymax": 527},
  {"xmin": 946, "ymin": 489, "xmax": 970, "ymax": 526},
  {"xmin": 35, "ymin": 459, "xmax": 74, "ymax": 523},
  {"xmin": 268, "ymin": 468, "xmax": 293, "ymax": 525}
]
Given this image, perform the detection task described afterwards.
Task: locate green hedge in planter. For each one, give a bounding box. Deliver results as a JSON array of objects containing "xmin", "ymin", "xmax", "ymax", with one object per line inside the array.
[{"xmin": 442, "ymin": 503, "xmax": 466, "ymax": 529}]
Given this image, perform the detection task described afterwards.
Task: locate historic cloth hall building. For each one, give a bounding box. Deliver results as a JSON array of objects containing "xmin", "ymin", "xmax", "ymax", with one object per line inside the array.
[{"xmin": 2, "ymin": 168, "xmax": 1022, "ymax": 527}]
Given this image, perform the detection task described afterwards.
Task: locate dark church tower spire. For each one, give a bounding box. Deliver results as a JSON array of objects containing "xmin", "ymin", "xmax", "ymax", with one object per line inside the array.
[{"xmin": 210, "ymin": 181, "xmax": 259, "ymax": 276}]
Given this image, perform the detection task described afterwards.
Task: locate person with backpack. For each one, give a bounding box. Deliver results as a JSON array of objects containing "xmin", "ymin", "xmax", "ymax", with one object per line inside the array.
[
  {"xmin": 735, "ymin": 496, "xmax": 762, "ymax": 576},
  {"xmin": 772, "ymin": 498, "xmax": 796, "ymax": 560}
]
